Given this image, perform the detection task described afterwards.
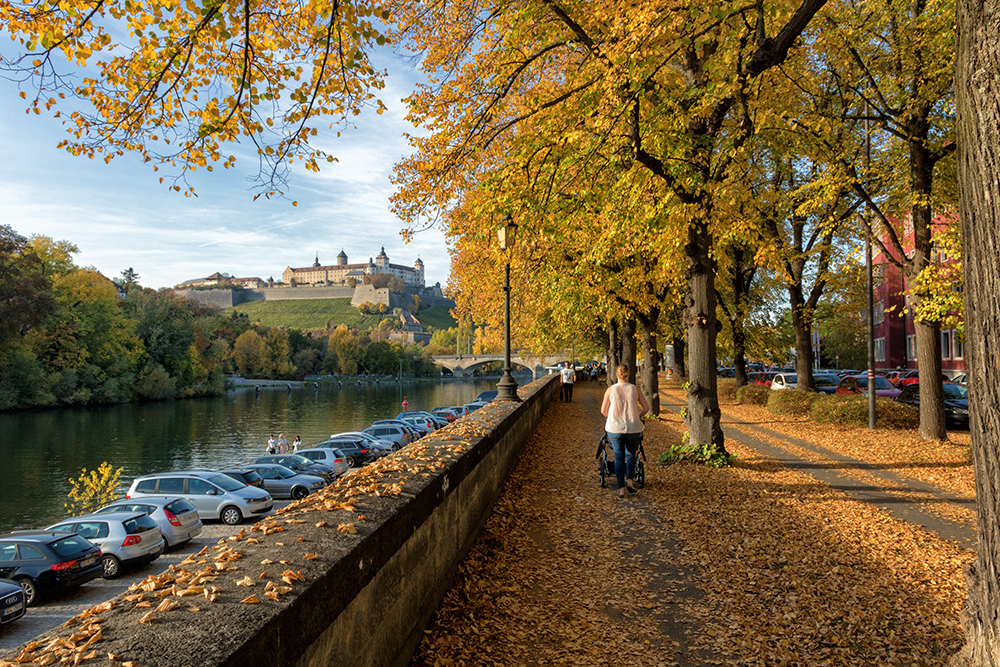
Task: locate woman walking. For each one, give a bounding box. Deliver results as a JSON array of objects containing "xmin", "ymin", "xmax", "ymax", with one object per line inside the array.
[{"xmin": 600, "ymin": 363, "xmax": 650, "ymax": 498}]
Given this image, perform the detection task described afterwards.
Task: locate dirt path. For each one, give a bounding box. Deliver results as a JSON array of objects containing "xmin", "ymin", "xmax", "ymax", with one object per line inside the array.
[
  {"xmin": 411, "ymin": 383, "xmax": 713, "ymax": 666},
  {"xmin": 413, "ymin": 380, "xmax": 972, "ymax": 666}
]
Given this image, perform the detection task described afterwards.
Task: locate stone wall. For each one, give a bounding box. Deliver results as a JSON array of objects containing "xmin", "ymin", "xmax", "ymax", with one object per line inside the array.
[{"xmin": 174, "ymin": 285, "xmax": 454, "ymax": 312}]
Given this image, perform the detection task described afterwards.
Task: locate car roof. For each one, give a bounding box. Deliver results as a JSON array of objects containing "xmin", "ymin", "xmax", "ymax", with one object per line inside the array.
[
  {"xmin": 133, "ymin": 470, "xmax": 223, "ymax": 480},
  {"xmin": 100, "ymin": 497, "xmax": 182, "ymax": 507},
  {"xmin": 2, "ymin": 530, "xmax": 78, "ymax": 542}
]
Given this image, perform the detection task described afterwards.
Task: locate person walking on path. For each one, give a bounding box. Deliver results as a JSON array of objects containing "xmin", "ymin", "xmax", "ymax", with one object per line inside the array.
[
  {"xmin": 601, "ymin": 363, "xmax": 650, "ymax": 498},
  {"xmin": 265, "ymin": 435, "xmax": 276, "ymax": 454},
  {"xmin": 276, "ymin": 433, "xmax": 288, "ymax": 454},
  {"xmin": 560, "ymin": 362, "xmax": 576, "ymax": 402},
  {"xmin": 292, "ymin": 436, "xmax": 301, "ymax": 452},
  {"xmin": 402, "ymin": 396, "xmax": 409, "ymax": 411}
]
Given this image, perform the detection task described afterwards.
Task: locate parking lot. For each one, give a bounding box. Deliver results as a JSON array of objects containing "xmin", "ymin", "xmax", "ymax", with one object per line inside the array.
[{"xmin": 0, "ymin": 501, "xmax": 291, "ymax": 653}]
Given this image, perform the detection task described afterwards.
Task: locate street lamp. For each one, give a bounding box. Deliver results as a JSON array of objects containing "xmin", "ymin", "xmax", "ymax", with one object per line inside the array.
[{"xmin": 496, "ymin": 214, "xmax": 521, "ymax": 402}]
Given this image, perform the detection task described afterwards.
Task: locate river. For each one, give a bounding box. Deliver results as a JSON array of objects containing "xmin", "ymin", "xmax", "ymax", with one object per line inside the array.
[{"xmin": 0, "ymin": 377, "xmax": 521, "ymax": 532}]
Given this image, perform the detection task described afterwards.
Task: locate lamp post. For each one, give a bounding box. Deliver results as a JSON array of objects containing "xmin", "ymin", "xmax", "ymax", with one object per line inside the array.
[{"xmin": 496, "ymin": 214, "xmax": 521, "ymax": 402}]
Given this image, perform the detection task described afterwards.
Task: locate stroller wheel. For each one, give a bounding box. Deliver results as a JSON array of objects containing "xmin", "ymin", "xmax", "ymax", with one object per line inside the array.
[
  {"xmin": 636, "ymin": 458, "xmax": 646, "ymax": 488},
  {"xmin": 599, "ymin": 461, "xmax": 606, "ymax": 488}
]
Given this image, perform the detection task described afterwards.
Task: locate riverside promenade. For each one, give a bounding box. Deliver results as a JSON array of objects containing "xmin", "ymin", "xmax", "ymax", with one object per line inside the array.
[{"xmin": 411, "ymin": 380, "xmax": 972, "ymax": 666}]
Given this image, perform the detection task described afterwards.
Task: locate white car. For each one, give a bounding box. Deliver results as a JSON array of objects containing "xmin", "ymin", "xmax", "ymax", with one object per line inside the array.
[{"xmin": 769, "ymin": 373, "xmax": 798, "ymax": 390}]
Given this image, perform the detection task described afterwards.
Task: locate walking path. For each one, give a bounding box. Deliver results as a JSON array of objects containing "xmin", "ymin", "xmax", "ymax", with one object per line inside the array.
[{"xmin": 413, "ymin": 380, "xmax": 972, "ymax": 666}]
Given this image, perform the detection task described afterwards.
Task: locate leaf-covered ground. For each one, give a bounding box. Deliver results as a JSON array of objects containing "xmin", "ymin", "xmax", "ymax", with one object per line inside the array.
[{"xmin": 411, "ymin": 381, "xmax": 972, "ymax": 666}]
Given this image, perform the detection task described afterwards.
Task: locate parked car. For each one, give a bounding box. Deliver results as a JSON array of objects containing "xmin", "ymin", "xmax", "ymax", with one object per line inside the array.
[
  {"xmin": 242, "ymin": 464, "xmax": 325, "ymax": 500},
  {"xmin": 951, "ymin": 373, "xmax": 968, "ymax": 385},
  {"xmin": 897, "ymin": 370, "xmax": 921, "ymax": 387},
  {"xmin": 474, "ymin": 390, "xmax": 498, "ymax": 402},
  {"xmin": 373, "ymin": 419, "xmax": 423, "ymax": 440},
  {"xmin": 126, "ymin": 471, "xmax": 273, "ymax": 526},
  {"xmin": 216, "ymin": 468, "xmax": 266, "ymax": 489},
  {"xmin": 400, "ymin": 416, "xmax": 437, "ymax": 435},
  {"xmin": 884, "ymin": 370, "xmax": 906, "ymax": 386},
  {"xmin": 252, "ymin": 454, "xmax": 337, "ymax": 483},
  {"xmin": 48, "ymin": 511, "xmax": 164, "ymax": 579},
  {"xmin": 323, "ymin": 435, "xmax": 379, "ymax": 465},
  {"xmin": 752, "ymin": 372, "xmax": 778, "ymax": 387},
  {"xmin": 0, "ymin": 577, "xmax": 27, "ymax": 625},
  {"xmin": 363, "ymin": 424, "xmax": 414, "ymax": 450},
  {"xmin": 769, "ymin": 373, "xmax": 797, "ymax": 390},
  {"xmin": 0, "ymin": 532, "xmax": 103, "ymax": 606},
  {"xmin": 430, "ymin": 409, "xmax": 459, "ymax": 423},
  {"xmin": 463, "ymin": 401, "xmax": 489, "ymax": 412},
  {"xmin": 835, "ymin": 375, "xmax": 902, "ymax": 398},
  {"xmin": 298, "ymin": 448, "xmax": 351, "ymax": 477},
  {"xmin": 813, "ymin": 373, "xmax": 842, "ymax": 394},
  {"xmin": 93, "ymin": 498, "xmax": 202, "ymax": 549},
  {"xmin": 896, "ymin": 382, "xmax": 970, "ymax": 429}
]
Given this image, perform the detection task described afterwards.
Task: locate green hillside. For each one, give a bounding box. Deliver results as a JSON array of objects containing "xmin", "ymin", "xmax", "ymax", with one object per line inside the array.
[
  {"xmin": 416, "ymin": 305, "xmax": 457, "ymax": 331},
  {"xmin": 227, "ymin": 298, "xmax": 387, "ymax": 331},
  {"xmin": 226, "ymin": 298, "xmax": 457, "ymax": 332}
]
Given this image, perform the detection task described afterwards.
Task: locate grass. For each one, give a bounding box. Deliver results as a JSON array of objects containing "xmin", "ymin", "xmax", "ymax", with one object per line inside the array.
[
  {"xmin": 226, "ymin": 298, "xmax": 388, "ymax": 331},
  {"xmin": 416, "ymin": 306, "xmax": 457, "ymax": 331}
]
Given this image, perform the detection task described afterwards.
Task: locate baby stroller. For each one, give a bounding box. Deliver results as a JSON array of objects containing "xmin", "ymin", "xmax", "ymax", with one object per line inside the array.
[{"xmin": 596, "ymin": 434, "xmax": 645, "ymax": 489}]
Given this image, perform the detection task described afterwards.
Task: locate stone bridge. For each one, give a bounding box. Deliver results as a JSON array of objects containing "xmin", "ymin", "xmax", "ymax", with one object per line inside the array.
[{"xmin": 432, "ymin": 354, "xmax": 572, "ymax": 379}]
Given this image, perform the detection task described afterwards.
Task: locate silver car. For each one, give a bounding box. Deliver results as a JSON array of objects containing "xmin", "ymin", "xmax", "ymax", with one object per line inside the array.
[
  {"xmin": 93, "ymin": 498, "xmax": 203, "ymax": 549},
  {"xmin": 126, "ymin": 471, "xmax": 274, "ymax": 526},
  {"xmin": 243, "ymin": 464, "xmax": 326, "ymax": 500},
  {"xmin": 48, "ymin": 512, "xmax": 164, "ymax": 579},
  {"xmin": 298, "ymin": 448, "xmax": 350, "ymax": 477}
]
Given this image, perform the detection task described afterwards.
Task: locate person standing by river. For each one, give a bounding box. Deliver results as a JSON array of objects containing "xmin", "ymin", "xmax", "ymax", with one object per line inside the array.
[
  {"xmin": 276, "ymin": 433, "xmax": 288, "ymax": 454},
  {"xmin": 266, "ymin": 435, "xmax": 276, "ymax": 454},
  {"xmin": 292, "ymin": 436, "xmax": 301, "ymax": 452}
]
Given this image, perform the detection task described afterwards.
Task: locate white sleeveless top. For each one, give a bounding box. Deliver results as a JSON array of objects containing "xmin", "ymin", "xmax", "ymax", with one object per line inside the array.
[{"xmin": 604, "ymin": 382, "xmax": 644, "ymax": 434}]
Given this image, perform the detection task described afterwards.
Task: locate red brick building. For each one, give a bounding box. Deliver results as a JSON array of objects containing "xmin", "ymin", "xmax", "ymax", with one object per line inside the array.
[{"xmin": 871, "ymin": 213, "xmax": 965, "ymax": 378}]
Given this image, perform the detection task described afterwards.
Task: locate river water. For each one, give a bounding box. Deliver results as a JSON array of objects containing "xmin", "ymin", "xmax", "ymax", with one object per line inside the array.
[{"xmin": 0, "ymin": 377, "xmax": 515, "ymax": 532}]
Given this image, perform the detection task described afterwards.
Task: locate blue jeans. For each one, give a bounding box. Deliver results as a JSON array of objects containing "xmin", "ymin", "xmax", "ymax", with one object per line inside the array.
[{"xmin": 607, "ymin": 432, "xmax": 641, "ymax": 489}]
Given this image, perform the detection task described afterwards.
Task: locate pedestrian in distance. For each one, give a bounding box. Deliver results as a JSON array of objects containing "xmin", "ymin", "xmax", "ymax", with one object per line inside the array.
[
  {"xmin": 600, "ymin": 363, "xmax": 650, "ymax": 498},
  {"xmin": 276, "ymin": 433, "xmax": 288, "ymax": 454},
  {"xmin": 266, "ymin": 435, "xmax": 276, "ymax": 454},
  {"xmin": 292, "ymin": 436, "xmax": 301, "ymax": 452},
  {"xmin": 560, "ymin": 362, "xmax": 576, "ymax": 402}
]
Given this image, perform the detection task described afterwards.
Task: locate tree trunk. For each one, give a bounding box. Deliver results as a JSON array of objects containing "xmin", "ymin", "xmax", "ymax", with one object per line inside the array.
[
  {"xmin": 912, "ymin": 314, "xmax": 947, "ymax": 440},
  {"xmin": 951, "ymin": 3, "xmax": 1000, "ymax": 663},
  {"xmin": 789, "ymin": 285, "xmax": 816, "ymax": 391},
  {"xmin": 673, "ymin": 335, "xmax": 687, "ymax": 381},
  {"xmin": 606, "ymin": 320, "xmax": 620, "ymax": 387},
  {"xmin": 639, "ymin": 313, "xmax": 661, "ymax": 415},
  {"xmin": 684, "ymin": 218, "xmax": 725, "ymax": 452},
  {"xmin": 621, "ymin": 318, "xmax": 637, "ymax": 385}
]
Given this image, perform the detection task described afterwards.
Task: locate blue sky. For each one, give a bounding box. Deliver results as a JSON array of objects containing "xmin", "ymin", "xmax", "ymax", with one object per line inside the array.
[{"xmin": 0, "ymin": 52, "xmax": 452, "ymax": 291}]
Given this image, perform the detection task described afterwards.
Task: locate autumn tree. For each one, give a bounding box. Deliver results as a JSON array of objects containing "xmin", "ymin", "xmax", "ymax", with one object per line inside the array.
[
  {"xmin": 950, "ymin": 0, "xmax": 1000, "ymax": 660},
  {"xmin": 0, "ymin": 0, "xmax": 392, "ymax": 194}
]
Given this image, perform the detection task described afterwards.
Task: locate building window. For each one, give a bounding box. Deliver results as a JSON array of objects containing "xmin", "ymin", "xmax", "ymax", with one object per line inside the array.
[
  {"xmin": 875, "ymin": 337, "xmax": 886, "ymax": 362},
  {"xmin": 942, "ymin": 330, "xmax": 953, "ymax": 360},
  {"xmin": 874, "ymin": 301, "xmax": 885, "ymax": 325},
  {"xmin": 953, "ymin": 330, "xmax": 964, "ymax": 360},
  {"xmin": 907, "ymin": 334, "xmax": 917, "ymax": 361}
]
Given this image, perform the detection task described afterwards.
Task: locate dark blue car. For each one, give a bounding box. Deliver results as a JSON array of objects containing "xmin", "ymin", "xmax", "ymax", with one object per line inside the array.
[{"xmin": 0, "ymin": 531, "xmax": 103, "ymax": 606}]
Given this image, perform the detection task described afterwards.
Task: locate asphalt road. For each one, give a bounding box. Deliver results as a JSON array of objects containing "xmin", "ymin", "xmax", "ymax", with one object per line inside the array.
[{"xmin": 0, "ymin": 501, "xmax": 292, "ymax": 653}]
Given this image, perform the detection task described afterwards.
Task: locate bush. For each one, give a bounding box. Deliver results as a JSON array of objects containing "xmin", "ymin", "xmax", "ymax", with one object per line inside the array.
[
  {"xmin": 65, "ymin": 462, "xmax": 123, "ymax": 516},
  {"xmin": 767, "ymin": 389, "xmax": 818, "ymax": 416},
  {"xmin": 736, "ymin": 383, "xmax": 770, "ymax": 406},
  {"xmin": 808, "ymin": 394, "xmax": 919, "ymax": 429},
  {"xmin": 658, "ymin": 442, "xmax": 735, "ymax": 468},
  {"xmin": 717, "ymin": 378, "xmax": 739, "ymax": 402}
]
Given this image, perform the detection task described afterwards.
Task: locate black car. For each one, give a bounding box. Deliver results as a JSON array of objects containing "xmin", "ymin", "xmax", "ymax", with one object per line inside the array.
[
  {"xmin": 316, "ymin": 437, "xmax": 376, "ymax": 467},
  {"xmin": 474, "ymin": 390, "xmax": 498, "ymax": 403},
  {"xmin": 0, "ymin": 531, "xmax": 103, "ymax": 606},
  {"xmin": 0, "ymin": 577, "xmax": 26, "ymax": 625},
  {"xmin": 217, "ymin": 468, "xmax": 266, "ymax": 489},
  {"xmin": 896, "ymin": 382, "xmax": 970, "ymax": 429}
]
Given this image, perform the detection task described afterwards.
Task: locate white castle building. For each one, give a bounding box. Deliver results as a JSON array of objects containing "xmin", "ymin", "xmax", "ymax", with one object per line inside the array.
[{"xmin": 281, "ymin": 247, "xmax": 425, "ymax": 287}]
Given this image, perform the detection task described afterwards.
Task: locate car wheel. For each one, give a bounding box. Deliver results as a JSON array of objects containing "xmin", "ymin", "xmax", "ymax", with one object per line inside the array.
[
  {"xmin": 345, "ymin": 456, "xmax": 356, "ymax": 467},
  {"xmin": 392, "ymin": 444, "xmax": 401, "ymax": 452},
  {"xmin": 16, "ymin": 577, "xmax": 38, "ymax": 607},
  {"xmin": 221, "ymin": 505, "xmax": 243, "ymax": 525},
  {"xmin": 101, "ymin": 554, "xmax": 121, "ymax": 579},
  {"xmin": 291, "ymin": 486, "xmax": 309, "ymax": 500}
]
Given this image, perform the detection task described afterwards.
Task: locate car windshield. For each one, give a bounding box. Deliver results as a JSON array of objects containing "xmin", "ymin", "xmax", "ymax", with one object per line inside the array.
[
  {"xmin": 814, "ymin": 375, "xmax": 838, "ymax": 387},
  {"xmin": 272, "ymin": 466, "xmax": 297, "ymax": 479},
  {"xmin": 944, "ymin": 383, "xmax": 969, "ymax": 399},
  {"xmin": 50, "ymin": 534, "xmax": 94, "ymax": 557},
  {"xmin": 208, "ymin": 474, "xmax": 246, "ymax": 491},
  {"xmin": 858, "ymin": 376, "xmax": 894, "ymax": 390},
  {"xmin": 284, "ymin": 455, "xmax": 311, "ymax": 465}
]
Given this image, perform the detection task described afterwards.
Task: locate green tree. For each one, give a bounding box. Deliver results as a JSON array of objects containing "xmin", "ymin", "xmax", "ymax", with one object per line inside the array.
[
  {"xmin": 0, "ymin": 225, "xmax": 54, "ymax": 347},
  {"xmin": 361, "ymin": 340, "xmax": 397, "ymax": 375},
  {"xmin": 233, "ymin": 330, "xmax": 267, "ymax": 376}
]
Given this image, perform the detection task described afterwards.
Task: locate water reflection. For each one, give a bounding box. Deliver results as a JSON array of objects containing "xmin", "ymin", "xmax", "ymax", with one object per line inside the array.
[{"xmin": 0, "ymin": 378, "xmax": 515, "ymax": 531}]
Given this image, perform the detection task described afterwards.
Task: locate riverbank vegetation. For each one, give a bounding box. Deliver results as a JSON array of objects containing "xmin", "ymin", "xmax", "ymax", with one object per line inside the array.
[{"xmin": 0, "ymin": 226, "xmax": 453, "ymax": 410}]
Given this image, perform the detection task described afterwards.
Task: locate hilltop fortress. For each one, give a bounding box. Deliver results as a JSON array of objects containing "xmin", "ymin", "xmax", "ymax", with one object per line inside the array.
[{"xmin": 173, "ymin": 247, "xmax": 452, "ymax": 314}]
